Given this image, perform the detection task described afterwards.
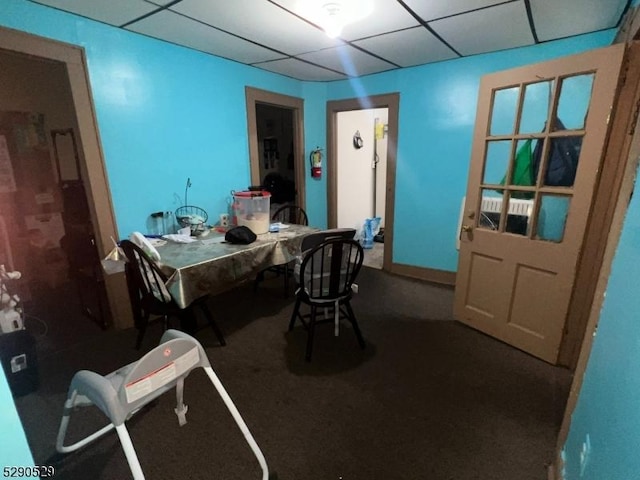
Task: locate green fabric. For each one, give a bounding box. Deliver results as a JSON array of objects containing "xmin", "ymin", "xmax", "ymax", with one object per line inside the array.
[{"xmin": 497, "ymin": 139, "xmax": 534, "ymax": 199}]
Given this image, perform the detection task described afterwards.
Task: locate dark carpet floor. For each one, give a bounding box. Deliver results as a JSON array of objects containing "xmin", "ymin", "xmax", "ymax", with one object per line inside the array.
[{"xmin": 11, "ymin": 267, "xmax": 571, "ymax": 480}]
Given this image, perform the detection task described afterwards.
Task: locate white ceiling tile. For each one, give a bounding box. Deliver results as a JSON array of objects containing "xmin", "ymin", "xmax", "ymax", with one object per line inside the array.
[
  {"xmin": 341, "ymin": 0, "xmax": 420, "ymax": 40},
  {"xmin": 430, "ymin": 1, "xmax": 534, "ymax": 56},
  {"xmin": 30, "ymin": 0, "xmax": 157, "ymax": 26},
  {"xmin": 353, "ymin": 26, "xmax": 458, "ymax": 67},
  {"xmin": 402, "ymin": 0, "xmax": 508, "ymax": 21},
  {"xmin": 297, "ymin": 45, "xmax": 396, "ymax": 76},
  {"xmin": 24, "ymin": 0, "xmax": 629, "ymax": 82},
  {"xmin": 272, "ymin": 0, "xmax": 419, "ymax": 41},
  {"xmin": 530, "ymin": 0, "xmax": 627, "ymax": 42},
  {"xmin": 126, "ymin": 10, "xmax": 285, "ymax": 64},
  {"xmin": 256, "ymin": 58, "xmax": 348, "ymax": 81},
  {"xmin": 170, "ymin": 0, "xmax": 343, "ymax": 55}
]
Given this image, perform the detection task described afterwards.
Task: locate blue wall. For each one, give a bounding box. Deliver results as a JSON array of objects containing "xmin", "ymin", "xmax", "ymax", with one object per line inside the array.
[
  {"xmin": 301, "ymin": 81, "xmax": 329, "ymax": 228},
  {"xmin": 327, "ymin": 31, "xmax": 615, "ymax": 271},
  {"xmin": 0, "ymin": 0, "xmax": 616, "ymax": 271},
  {"xmin": 0, "ymin": 0, "xmax": 311, "ymax": 465},
  {"xmin": 0, "ymin": 0, "xmax": 630, "ymax": 471},
  {"xmin": 0, "ymin": 368, "xmax": 34, "ymax": 469},
  {"xmin": 561, "ymin": 161, "xmax": 640, "ymax": 479},
  {"xmin": 0, "ymin": 0, "xmax": 307, "ymax": 238},
  {"xmin": 560, "ymin": 6, "xmax": 640, "ymax": 476}
]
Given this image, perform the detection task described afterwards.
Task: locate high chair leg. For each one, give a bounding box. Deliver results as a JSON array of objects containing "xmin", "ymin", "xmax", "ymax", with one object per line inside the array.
[{"xmin": 115, "ymin": 424, "xmax": 145, "ymax": 480}]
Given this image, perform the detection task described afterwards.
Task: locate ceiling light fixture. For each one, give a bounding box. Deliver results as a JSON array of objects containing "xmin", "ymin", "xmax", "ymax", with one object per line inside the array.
[
  {"xmin": 322, "ymin": 3, "xmax": 343, "ymax": 38},
  {"xmin": 298, "ymin": 0, "xmax": 374, "ymax": 39}
]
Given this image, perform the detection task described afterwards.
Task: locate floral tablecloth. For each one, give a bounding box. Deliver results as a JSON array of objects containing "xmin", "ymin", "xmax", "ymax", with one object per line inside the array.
[{"xmin": 155, "ymin": 224, "xmax": 318, "ymax": 308}]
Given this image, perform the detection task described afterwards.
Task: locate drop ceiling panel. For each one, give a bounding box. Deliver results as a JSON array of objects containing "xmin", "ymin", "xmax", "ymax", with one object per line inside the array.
[
  {"xmin": 297, "ymin": 45, "xmax": 396, "ymax": 76},
  {"xmin": 430, "ymin": 1, "xmax": 534, "ymax": 56},
  {"xmin": 340, "ymin": 0, "xmax": 421, "ymax": 40},
  {"xmin": 272, "ymin": 0, "xmax": 420, "ymax": 41},
  {"xmin": 530, "ymin": 0, "xmax": 627, "ymax": 42},
  {"xmin": 170, "ymin": 0, "xmax": 343, "ymax": 55},
  {"xmin": 402, "ymin": 0, "xmax": 509, "ymax": 21},
  {"xmin": 24, "ymin": 0, "xmax": 630, "ymax": 82},
  {"xmin": 30, "ymin": 0, "xmax": 157, "ymax": 26},
  {"xmin": 353, "ymin": 27, "xmax": 458, "ymax": 67},
  {"xmin": 126, "ymin": 10, "xmax": 285, "ymax": 64},
  {"xmin": 256, "ymin": 58, "xmax": 348, "ymax": 81}
]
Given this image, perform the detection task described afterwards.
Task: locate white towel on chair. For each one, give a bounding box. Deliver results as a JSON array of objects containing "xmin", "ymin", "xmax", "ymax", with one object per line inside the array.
[{"xmin": 129, "ymin": 232, "xmax": 161, "ymax": 261}]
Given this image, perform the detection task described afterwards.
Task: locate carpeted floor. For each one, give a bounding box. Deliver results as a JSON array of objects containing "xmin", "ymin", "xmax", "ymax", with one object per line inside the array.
[
  {"xmin": 362, "ymin": 242, "xmax": 383, "ymax": 270},
  {"xmin": 11, "ymin": 267, "xmax": 571, "ymax": 480}
]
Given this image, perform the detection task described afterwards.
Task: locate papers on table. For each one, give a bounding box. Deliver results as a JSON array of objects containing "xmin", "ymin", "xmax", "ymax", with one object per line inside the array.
[
  {"xmin": 269, "ymin": 222, "xmax": 290, "ymax": 232},
  {"xmin": 148, "ymin": 238, "xmax": 167, "ymax": 247},
  {"xmin": 162, "ymin": 234, "xmax": 197, "ymax": 243}
]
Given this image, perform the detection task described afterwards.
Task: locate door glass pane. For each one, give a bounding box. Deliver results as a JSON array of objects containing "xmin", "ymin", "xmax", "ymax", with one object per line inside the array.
[
  {"xmin": 535, "ymin": 194, "xmax": 571, "ymax": 242},
  {"xmin": 477, "ymin": 189, "xmax": 502, "ymax": 230},
  {"xmin": 505, "ymin": 194, "xmax": 534, "ymax": 236},
  {"xmin": 478, "ymin": 188, "xmax": 503, "ymax": 231},
  {"xmin": 540, "ymin": 135, "xmax": 582, "ymax": 187},
  {"xmin": 519, "ymin": 80, "xmax": 554, "ymax": 134},
  {"xmin": 509, "ymin": 139, "xmax": 535, "ymax": 189},
  {"xmin": 483, "ymin": 140, "xmax": 512, "ymax": 185},
  {"xmin": 490, "ymin": 86, "xmax": 519, "ymax": 135},
  {"xmin": 554, "ymin": 73, "xmax": 594, "ymax": 131}
]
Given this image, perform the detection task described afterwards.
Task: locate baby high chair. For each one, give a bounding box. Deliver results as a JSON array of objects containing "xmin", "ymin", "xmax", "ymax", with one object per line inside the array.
[{"xmin": 55, "ymin": 329, "xmax": 270, "ymax": 479}]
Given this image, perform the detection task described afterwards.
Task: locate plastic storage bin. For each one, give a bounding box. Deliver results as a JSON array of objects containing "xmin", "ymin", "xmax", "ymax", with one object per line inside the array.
[{"xmin": 232, "ymin": 190, "xmax": 271, "ymax": 234}]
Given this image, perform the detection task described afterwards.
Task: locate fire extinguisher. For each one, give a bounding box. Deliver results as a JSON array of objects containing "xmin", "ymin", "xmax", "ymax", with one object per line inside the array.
[{"xmin": 310, "ymin": 147, "xmax": 322, "ymax": 179}]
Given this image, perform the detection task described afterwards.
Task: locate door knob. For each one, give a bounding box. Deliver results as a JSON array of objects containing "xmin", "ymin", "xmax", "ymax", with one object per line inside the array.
[{"xmin": 461, "ymin": 224, "xmax": 473, "ymax": 232}]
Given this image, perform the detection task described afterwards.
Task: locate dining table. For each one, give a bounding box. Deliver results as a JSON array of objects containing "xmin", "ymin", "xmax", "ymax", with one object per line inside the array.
[{"xmin": 155, "ymin": 224, "xmax": 318, "ymax": 308}]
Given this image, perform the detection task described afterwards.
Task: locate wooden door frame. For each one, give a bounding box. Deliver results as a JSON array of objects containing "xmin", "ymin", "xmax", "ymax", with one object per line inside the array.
[
  {"xmin": 0, "ymin": 26, "xmax": 131, "ymax": 329},
  {"xmin": 553, "ymin": 40, "xmax": 640, "ymax": 477},
  {"xmin": 557, "ymin": 43, "xmax": 640, "ymax": 368},
  {"xmin": 326, "ymin": 93, "xmax": 399, "ymax": 273},
  {"xmin": 245, "ymin": 87, "xmax": 306, "ymax": 211}
]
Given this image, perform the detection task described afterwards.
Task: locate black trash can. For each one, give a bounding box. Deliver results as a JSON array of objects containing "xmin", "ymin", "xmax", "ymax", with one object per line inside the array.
[{"xmin": 0, "ymin": 329, "xmax": 39, "ymax": 397}]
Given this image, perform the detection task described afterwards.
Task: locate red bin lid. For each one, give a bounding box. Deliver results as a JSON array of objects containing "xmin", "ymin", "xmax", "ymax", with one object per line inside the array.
[{"xmin": 233, "ymin": 190, "xmax": 271, "ymax": 198}]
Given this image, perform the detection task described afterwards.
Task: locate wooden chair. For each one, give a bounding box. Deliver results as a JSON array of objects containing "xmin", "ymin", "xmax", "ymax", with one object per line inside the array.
[
  {"xmin": 271, "ymin": 205, "xmax": 308, "ymax": 226},
  {"xmin": 291, "ymin": 228, "xmax": 357, "ymax": 283},
  {"xmin": 120, "ymin": 240, "xmax": 225, "ymax": 350},
  {"xmin": 298, "ymin": 228, "xmax": 356, "ymax": 253},
  {"xmin": 288, "ymin": 237, "xmax": 365, "ymax": 361}
]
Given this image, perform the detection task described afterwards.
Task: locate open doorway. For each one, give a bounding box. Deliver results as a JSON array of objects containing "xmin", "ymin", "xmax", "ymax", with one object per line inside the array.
[
  {"xmin": 255, "ymin": 103, "xmax": 297, "ymax": 214},
  {"xmin": 0, "ymin": 28, "xmax": 126, "ymax": 382},
  {"xmin": 335, "ymin": 108, "xmax": 388, "ymax": 269},
  {"xmin": 0, "ymin": 48, "xmax": 110, "ymax": 347},
  {"xmin": 245, "ymin": 87, "xmax": 306, "ymax": 217},
  {"xmin": 327, "ymin": 93, "xmax": 399, "ymax": 272}
]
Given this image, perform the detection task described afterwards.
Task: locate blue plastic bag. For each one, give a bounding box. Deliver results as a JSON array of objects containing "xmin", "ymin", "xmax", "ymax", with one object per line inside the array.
[{"xmin": 362, "ymin": 217, "xmax": 381, "ymax": 249}]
